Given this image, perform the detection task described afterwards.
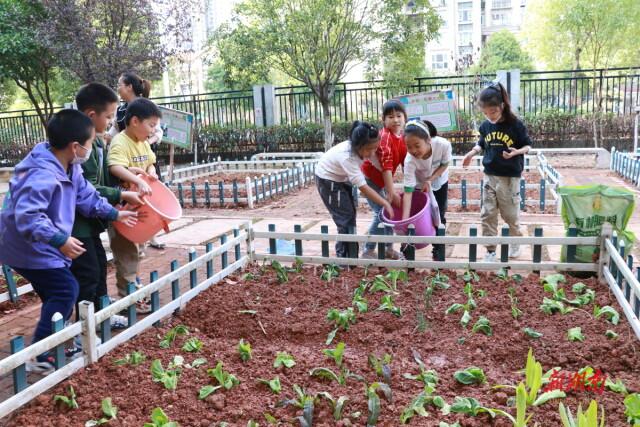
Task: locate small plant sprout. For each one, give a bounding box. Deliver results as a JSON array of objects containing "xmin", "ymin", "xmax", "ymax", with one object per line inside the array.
[
  {"xmin": 605, "ymin": 377, "xmax": 628, "ymax": 395},
  {"xmin": 369, "ymin": 275, "xmax": 394, "ymax": 294},
  {"xmin": 352, "ymin": 293, "xmax": 368, "ymax": 313},
  {"xmin": 523, "ymin": 327, "xmax": 543, "ymax": 339},
  {"xmin": 605, "ymin": 329, "xmax": 618, "ymax": 339},
  {"xmin": 114, "ymin": 351, "xmax": 146, "ymax": 366},
  {"xmin": 593, "ymin": 305, "xmax": 620, "ymax": 325},
  {"xmin": 453, "ymin": 367, "xmax": 486, "ymax": 385},
  {"xmin": 377, "ymin": 294, "xmax": 402, "ymax": 317},
  {"xmin": 427, "ymin": 270, "xmax": 450, "ymax": 289},
  {"xmin": 368, "ymin": 353, "xmax": 392, "ymax": 384},
  {"xmin": 150, "ymin": 359, "xmax": 180, "ymax": 391},
  {"xmin": 85, "ymin": 397, "xmax": 118, "ymax": 426},
  {"xmin": 309, "ymin": 367, "xmax": 343, "ymax": 385},
  {"xmin": 326, "ymin": 307, "xmax": 356, "ymax": 344},
  {"xmin": 400, "ymin": 391, "xmax": 449, "ymax": 424},
  {"xmin": 624, "ymin": 393, "xmax": 640, "ymax": 424},
  {"xmin": 403, "ymin": 351, "xmax": 438, "ymax": 393},
  {"xmin": 257, "ymin": 376, "xmax": 282, "ymax": 394},
  {"xmin": 270, "ymin": 260, "xmax": 289, "ymax": 283},
  {"xmin": 366, "ymin": 382, "xmax": 393, "ymax": 426},
  {"xmin": 461, "ymin": 268, "xmax": 479, "ymax": 283},
  {"xmin": 273, "ymin": 351, "xmax": 296, "ymax": 369},
  {"xmin": 567, "ymin": 327, "xmax": 585, "ymax": 342},
  {"xmin": 238, "ymin": 339, "xmax": 252, "ymax": 362},
  {"xmin": 322, "ymin": 342, "xmax": 345, "ymax": 368},
  {"xmin": 471, "ymin": 316, "xmax": 492, "ymax": 336},
  {"xmin": 449, "ymin": 396, "xmax": 499, "ymax": 418},
  {"xmin": 559, "ymin": 400, "xmax": 606, "ymax": 427},
  {"xmin": 278, "ymin": 384, "xmax": 316, "ymax": 427},
  {"xmin": 508, "ymin": 287, "xmax": 523, "ymax": 319},
  {"xmin": 158, "ymin": 325, "xmax": 189, "ymax": 349},
  {"xmin": 53, "ymin": 386, "xmax": 78, "ymax": 409},
  {"xmin": 386, "ymin": 269, "xmax": 408, "ymax": 291},
  {"xmin": 320, "ymin": 264, "xmax": 340, "ymax": 282},
  {"xmin": 317, "ymin": 392, "xmax": 349, "ymax": 421},
  {"xmin": 181, "ymin": 337, "xmax": 203, "ymax": 353},
  {"xmin": 143, "ymin": 407, "xmax": 178, "ymax": 427},
  {"xmin": 198, "ymin": 385, "xmax": 222, "ymax": 399},
  {"xmin": 540, "ymin": 297, "xmax": 574, "ymax": 315},
  {"xmin": 207, "ymin": 361, "xmax": 240, "ymax": 390}
]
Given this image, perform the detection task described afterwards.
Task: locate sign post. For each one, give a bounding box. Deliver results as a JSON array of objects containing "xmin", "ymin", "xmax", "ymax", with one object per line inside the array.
[
  {"xmin": 158, "ymin": 106, "xmax": 194, "ymax": 182},
  {"xmin": 395, "ymin": 89, "xmax": 458, "ymax": 132}
]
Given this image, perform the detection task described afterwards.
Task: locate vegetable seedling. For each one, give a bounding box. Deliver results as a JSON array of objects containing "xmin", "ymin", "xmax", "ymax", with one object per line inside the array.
[
  {"xmin": 150, "ymin": 359, "xmax": 180, "ymax": 391},
  {"xmin": 85, "ymin": 397, "xmax": 118, "ymax": 426},
  {"xmin": 270, "ymin": 260, "xmax": 289, "ymax": 283},
  {"xmin": 143, "ymin": 407, "xmax": 178, "ymax": 427},
  {"xmin": 238, "ymin": 339, "xmax": 252, "ymax": 362},
  {"xmin": 368, "ymin": 353, "xmax": 392, "ymax": 384},
  {"xmin": 508, "ymin": 287, "xmax": 523, "ymax": 319},
  {"xmin": 181, "ymin": 337, "xmax": 203, "ymax": 353},
  {"xmin": 605, "ymin": 377, "xmax": 627, "ymax": 395},
  {"xmin": 321, "ymin": 264, "xmax": 340, "ymax": 282},
  {"xmin": 158, "ymin": 325, "xmax": 189, "ymax": 349},
  {"xmin": 377, "ymin": 294, "xmax": 402, "ymax": 317},
  {"xmin": 114, "ymin": 351, "xmax": 146, "ymax": 366},
  {"xmin": 366, "ymin": 382, "xmax": 393, "ymax": 426},
  {"xmin": 53, "ymin": 386, "xmax": 78, "ymax": 409},
  {"xmin": 369, "ymin": 275, "xmax": 393, "ymax": 294},
  {"xmin": 453, "ymin": 367, "xmax": 486, "ymax": 385},
  {"xmin": 567, "ymin": 327, "xmax": 585, "ymax": 342},
  {"xmin": 257, "ymin": 376, "xmax": 282, "ymax": 394},
  {"xmin": 322, "ymin": 342, "xmax": 345, "ymax": 368},
  {"xmin": 198, "ymin": 385, "xmax": 222, "ymax": 399},
  {"xmin": 559, "ymin": 400, "xmax": 606, "ymax": 427},
  {"xmin": 352, "ymin": 293, "xmax": 368, "ymax": 313},
  {"xmin": 624, "ymin": 393, "xmax": 640, "ymax": 425},
  {"xmin": 523, "ymin": 327, "xmax": 543, "ymax": 339},
  {"xmin": 471, "ymin": 316, "xmax": 492, "ymax": 336},
  {"xmin": 449, "ymin": 396, "xmax": 498, "ymax": 418},
  {"xmin": 594, "ymin": 305, "xmax": 620, "ymax": 325},
  {"xmin": 400, "ymin": 391, "xmax": 448, "ymax": 424},
  {"xmin": 317, "ymin": 392, "xmax": 349, "ymax": 421},
  {"xmin": 326, "ymin": 307, "xmax": 356, "ymax": 344},
  {"xmin": 273, "ymin": 351, "xmax": 296, "ymax": 369},
  {"xmin": 426, "ymin": 270, "xmax": 450, "ymax": 289},
  {"xmin": 386, "ymin": 269, "xmax": 408, "ymax": 292},
  {"xmin": 605, "ymin": 329, "xmax": 618, "ymax": 339},
  {"xmin": 207, "ymin": 361, "xmax": 240, "ymax": 390},
  {"xmin": 278, "ymin": 384, "xmax": 316, "ymax": 427}
]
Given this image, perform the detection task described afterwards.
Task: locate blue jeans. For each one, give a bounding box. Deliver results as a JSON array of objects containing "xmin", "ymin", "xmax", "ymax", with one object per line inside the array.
[
  {"xmin": 365, "ymin": 179, "xmax": 393, "ymax": 251},
  {"xmin": 12, "ymin": 266, "xmax": 79, "ymax": 344}
]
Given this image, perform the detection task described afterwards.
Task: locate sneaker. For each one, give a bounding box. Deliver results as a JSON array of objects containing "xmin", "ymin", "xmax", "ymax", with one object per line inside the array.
[
  {"xmin": 385, "ymin": 248, "xmax": 406, "ymax": 260},
  {"xmin": 483, "ymin": 251, "xmax": 497, "ymax": 262},
  {"xmin": 26, "ymin": 355, "xmax": 55, "ymax": 375},
  {"xmin": 65, "ymin": 346, "xmax": 83, "ymax": 360},
  {"xmin": 110, "ymin": 314, "xmax": 128, "ymax": 329},
  {"xmin": 509, "ymin": 245, "xmax": 521, "ymax": 258},
  {"xmin": 361, "ymin": 249, "xmax": 378, "ymax": 259}
]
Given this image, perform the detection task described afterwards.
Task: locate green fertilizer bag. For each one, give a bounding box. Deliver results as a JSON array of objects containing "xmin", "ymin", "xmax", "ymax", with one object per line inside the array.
[{"xmin": 557, "ymin": 185, "xmax": 635, "ymax": 264}]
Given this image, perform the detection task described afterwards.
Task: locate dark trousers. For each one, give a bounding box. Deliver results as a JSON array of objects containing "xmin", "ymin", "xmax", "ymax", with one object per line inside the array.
[
  {"xmin": 316, "ymin": 176, "xmax": 357, "ymax": 258},
  {"xmin": 432, "ymin": 182, "xmax": 448, "ymax": 225},
  {"xmin": 12, "ymin": 266, "xmax": 79, "ymax": 344},
  {"xmin": 70, "ymin": 235, "xmax": 108, "ymax": 318}
]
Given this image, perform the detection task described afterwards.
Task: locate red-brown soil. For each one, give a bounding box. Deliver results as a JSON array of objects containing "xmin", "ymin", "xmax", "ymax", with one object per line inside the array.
[{"xmin": 5, "ymin": 264, "xmax": 639, "ymax": 426}]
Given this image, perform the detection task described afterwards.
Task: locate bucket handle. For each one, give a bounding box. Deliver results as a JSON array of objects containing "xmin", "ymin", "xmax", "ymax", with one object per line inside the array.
[{"xmin": 378, "ymin": 209, "xmax": 395, "ymax": 228}]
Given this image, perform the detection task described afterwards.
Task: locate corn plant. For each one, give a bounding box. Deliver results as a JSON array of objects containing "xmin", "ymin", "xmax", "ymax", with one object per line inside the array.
[
  {"xmin": 559, "ymin": 400, "xmax": 605, "ymax": 427},
  {"xmin": 53, "ymin": 386, "xmax": 78, "ymax": 409}
]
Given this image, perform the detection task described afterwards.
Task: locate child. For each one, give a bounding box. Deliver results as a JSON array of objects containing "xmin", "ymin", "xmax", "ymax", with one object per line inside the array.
[
  {"xmin": 0, "ymin": 109, "xmax": 137, "ymax": 373},
  {"xmin": 70, "ymin": 83, "xmax": 144, "ymax": 329},
  {"xmin": 462, "ymin": 82, "xmax": 532, "ymax": 262},
  {"xmin": 401, "ymin": 120, "xmax": 452, "ymax": 225},
  {"xmin": 108, "ymin": 98, "xmax": 162, "ymax": 309},
  {"xmin": 361, "ymin": 100, "xmax": 407, "ymax": 260},
  {"xmin": 316, "ymin": 121, "xmax": 394, "ymax": 258}
]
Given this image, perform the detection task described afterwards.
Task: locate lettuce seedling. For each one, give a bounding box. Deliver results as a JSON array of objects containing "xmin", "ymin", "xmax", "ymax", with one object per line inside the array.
[
  {"xmin": 158, "ymin": 325, "xmax": 189, "ymax": 349},
  {"xmin": 238, "ymin": 339, "xmax": 252, "ymax": 362},
  {"xmin": 523, "ymin": 327, "xmax": 543, "ymax": 339},
  {"xmin": 321, "ymin": 264, "xmax": 340, "ymax": 282},
  {"xmin": 207, "ymin": 361, "xmax": 240, "ymax": 390},
  {"xmin": 352, "ymin": 293, "xmax": 368, "ymax": 313},
  {"xmin": 150, "ymin": 360, "xmax": 180, "ymax": 390},
  {"xmin": 53, "ymin": 386, "xmax": 78, "ymax": 409},
  {"xmin": 323, "ymin": 342, "xmax": 345, "ymax": 368},
  {"xmin": 273, "ymin": 351, "xmax": 296, "ymax": 369},
  {"xmin": 559, "ymin": 400, "xmax": 606, "ymax": 427},
  {"xmin": 462, "ymin": 268, "xmax": 479, "ymax": 283},
  {"xmin": 471, "ymin": 316, "xmax": 492, "ymax": 336},
  {"xmin": 143, "ymin": 407, "xmax": 178, "ymax": 427},
  {"xmin": 624, "ymin": 393, "xmax": 640, "ymax": 425},
  {"xmin": 453, "ymin": 367, "xmax": 486, "ymax": 385},
  {"xmin": 567, "ymin": 327, "xmax": 585, "ymax": 342},
  {"xmin": 542, "ymin": 273, "xmax": 566, "ymax": 288},
  {"xmin": 270, "ymin": 260, "xmax": 289, "ymax": 283},
  {"xmin": 368, "ymin": 275, "xmax": 393, "ymax": 293},
  {"xmin": 449, "ymin": 396, "xmax": 497, "ymax": 418},
  {"xmin": 369, "ymin": 353, "xmax": 392, "ymax": 383},
  {"xmin": 386, "ymin": 269, "xmax": 408, "ymax": 291},
  {"xmin": 594, "ymin": 305, "xmax": 620, "ymax": 325},
  {"xmin": 317, "ymin": 392, "xmax": 349, "ymax": 420},
  {"xmin": 198, "ymin": 385, "xmax": 222, "ymax": 399},
  {"xmin": 258, "ymin": 376, "xmax": 282, "ymax": 394},
  {"xmin": 85, "ymin": 397, "xmax": 118, "ymax": 426},
  {"xmin": 114, "ymin": 351, "xmax": 146, "ymax": 366},
  {"xmin": 540, "ymin": 298, "xmax": 574, "ymax": 315},
  {"xmin": 605, "ymin": 329, "xmax": 618, "ymax": 339},
  {"xmin": 377, "ymin": 294, "xmax": 402, "ymax": 317},
  {"xmin": 278, "ymin": 385, "xmax": 316, "ymax": 427},
  {"xmin": 605, "ymin": 377, "xmax": 627, "ymax": 395},
  {"xmin": 426, "ymin": 270, "xmax": 450, "ymax": 289},
  {"xmin": 182, "ymin": 337, "xmax": 203, "ymax": 353},
  {"xmin": 400, "ymin": 391, "xmax": 447, "ymax": 424}
]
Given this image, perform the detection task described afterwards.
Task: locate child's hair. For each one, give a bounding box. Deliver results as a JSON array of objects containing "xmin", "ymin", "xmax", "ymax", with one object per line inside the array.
[
  {"xmin": 121, "ymin": 72, "xmax": 152, "ymax": 98},
  {"xmin": 124, "ymin": 98, "xmax": 162, "ymax": 126},
  {"xmin": 381, "ymin": 100, "xmax": 407, "ymax": 120},
  {"xmin": 478, "ymin": 82, "xmax": 518, "ymax": 123},
  {"xmin": 405, "ymin": 119, "xmax": 438, "ymax": 140},
  {"xmin": 46, "ymin": 109, "xmax": 94, "ymax": 149},
  {"xmin": 75, "ymin": 83, "xmax": 119, "ymax": 113},
  {"xmin": 349, "ymin": 120, "xmax": 379, "ymax": 151}
]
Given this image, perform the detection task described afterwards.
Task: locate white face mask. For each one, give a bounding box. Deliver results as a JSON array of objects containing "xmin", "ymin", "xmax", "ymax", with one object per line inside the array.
[{"xmin": 71, "ymin": 144, "xmax": 92, "ymax": 165}]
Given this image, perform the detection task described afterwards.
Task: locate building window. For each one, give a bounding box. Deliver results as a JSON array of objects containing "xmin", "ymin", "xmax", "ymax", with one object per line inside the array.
[
  {"xmin": 492, "ymin": 0, "xmax": 511, "ymax": 8},
  {"xmin": 432, "ymin": 53, "xmax": 449, "ymax": 70},
  {"xmin": 458, "ymin": 23, "xmax": 473, "ymax": 45},
  {"xmin": 458, "ymin": 1, "xmax": 472, "ymax": 22},
  {"xmin": 458, "ymin": 45, "xmax": 473, "ymax": 56},
  {"xmin": 492, "ymin": 11, "xmax": 510, "ymax": 25}
]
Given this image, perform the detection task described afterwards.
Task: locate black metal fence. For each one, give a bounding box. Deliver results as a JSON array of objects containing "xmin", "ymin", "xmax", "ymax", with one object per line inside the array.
[{"xmin": 1, "ymin": 67, "xmax": 639, "ymax": 166}]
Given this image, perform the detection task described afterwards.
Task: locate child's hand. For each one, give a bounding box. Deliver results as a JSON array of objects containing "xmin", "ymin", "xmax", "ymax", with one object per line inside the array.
[
  {"xmin": 502, "ymin": 147, "xmax": 519, "ymax": 159},
  {"xmin": 60, "ymin": 237, "xmax": 86, "ymax": 259},
  {"xmin": 389, "ymin": 192, "xmax": 402, "ymax": 208},
  {"xmin": 383, "ymin": 201, "xmax": 394, "ymax": 218},
  {"xmin": 121, "ymin": 191, "xmax": 145, "ymax": 206},
  {"xmin": 462, "ymin": 152, "xmax": 473, "ymax": 168},
  {"xmin": 136, "ymin": 178, "xmax": 153, "ymax": 196},
  {"xmin": 147, "ymin": 169, "xmax": 158, "ymax": 181},
  {"xmin": 116, "ymin": 210, "xmax": 138, "ymax": 227},
  {"xmin": 128, "ymin": 166, "xmax": 146, "ymax": 175},
  {"xmin": 421, "ymin": 180, "xmax": 432, "ymax": 193}
]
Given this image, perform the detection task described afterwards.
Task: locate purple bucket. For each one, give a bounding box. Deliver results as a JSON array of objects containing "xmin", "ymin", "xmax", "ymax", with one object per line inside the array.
[{"xmin": 380, "ymin": 191, "xmax": 436, "ymax": 249}]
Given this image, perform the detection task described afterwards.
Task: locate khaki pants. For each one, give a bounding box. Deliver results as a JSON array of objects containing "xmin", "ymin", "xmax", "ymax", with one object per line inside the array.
[
  {"xmin": 481, "ymin": 175, "xmax": 523, "ymax": 252},
  {"xmin": 108, "ymin": 225, "xmax": 139, "ymax": 297}
]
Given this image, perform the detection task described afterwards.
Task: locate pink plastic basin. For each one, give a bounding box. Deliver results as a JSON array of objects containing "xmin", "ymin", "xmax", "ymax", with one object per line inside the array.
[{"xmin": 380, "ymin": 191, "xmax": 436, "ymax": 249}]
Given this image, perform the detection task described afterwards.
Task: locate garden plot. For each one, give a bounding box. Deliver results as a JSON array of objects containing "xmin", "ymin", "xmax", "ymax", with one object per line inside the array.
[{"xmin": 7, "ymin": 264, "xmax": 640, "ymax": 426}]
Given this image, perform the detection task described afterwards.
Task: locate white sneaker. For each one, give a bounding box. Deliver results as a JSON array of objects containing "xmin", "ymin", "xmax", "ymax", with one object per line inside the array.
[
  {"xmin": 509, "ymin": 245, "xmax": 521, "ymax": 258},
  {"xmin": 483, "ymin": 251, "xmax": 497, "ymax": 262},
  {"xmin": 109, "ymin": 314, "xmax": 129, "ymax": 329}
]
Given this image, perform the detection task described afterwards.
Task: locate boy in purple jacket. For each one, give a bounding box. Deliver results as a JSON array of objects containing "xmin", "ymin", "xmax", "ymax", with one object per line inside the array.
[{"xmin": 0, "ymin": 109, "xmax": 137, "ymax": 374}]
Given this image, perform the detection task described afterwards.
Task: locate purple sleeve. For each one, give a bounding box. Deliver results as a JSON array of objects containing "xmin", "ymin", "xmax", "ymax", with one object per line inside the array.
[
  {"xmin": 12, "ymin": 170, "xmax": 65, "ymax": 245},
  {"xmin": 74, "ymin": 166, "xmax": 118, "ymax": 221}
]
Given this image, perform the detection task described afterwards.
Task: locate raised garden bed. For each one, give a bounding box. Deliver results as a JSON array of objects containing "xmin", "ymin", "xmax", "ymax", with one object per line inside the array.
[{"xmin": 6, "ymin": 263, "xmax": 639, "ymax": 426}]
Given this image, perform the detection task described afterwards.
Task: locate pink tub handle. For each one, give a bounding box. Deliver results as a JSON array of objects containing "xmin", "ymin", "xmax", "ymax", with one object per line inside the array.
[{"xmin": 162, "ymin": 220, "xmax": 170, "ymax": 234}]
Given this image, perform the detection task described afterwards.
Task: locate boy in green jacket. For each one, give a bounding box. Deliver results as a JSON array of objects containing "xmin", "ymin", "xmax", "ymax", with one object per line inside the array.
[{"xmin": 70, "ymin": 83, "xmax": 143, "ymax": 329}]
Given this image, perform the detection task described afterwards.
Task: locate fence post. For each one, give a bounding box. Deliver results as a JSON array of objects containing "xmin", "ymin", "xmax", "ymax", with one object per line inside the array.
[
  {"xmin": 233, "ymin": 228, "xmax": 241, "ymax": 261},
  {"xmin": 150, "ymin": 271, "xmax": 160, "ymax": 327},
  {"xmin": 520, "ymin": 179, "xmax": 526, "ymax": 211},
  {"xmin": 246, "ymin": 177, "xmax": 254, "ymax": 209},
  {"xmin": 533, "ymin": 227, "xmax": 543, "ymax": 275},
  {"xmin": 469, "ymin": 225, "xmax": 477, "ymax": 263},
  {"xmin": 206, "ymin": 243, "xmax": 214, "ymax": 278},
  {"xmin": 626, "ymin": 255, "xmax": 633, "ymax": 300},
  {"xmin": 79, "ymin": 301, "xmax": 98, "ymax": 364},
  {"xmin": 1, "ymin": 265, "xmax": 19, "ymax": 303},
  {"xmin": 435, "ymin": 224, "xmax": 446, "ymax": 262},
  {"xmin": 610, "ymin": 147, "xmax": 616, "ymax": 170},
  {"xmin": 218, "ymin": 182, "xmax": 224, "ymax": 207},
  {"xmin": 221, "ymin": 234, "xmax": 229, "ymax": 268},
  {"xmin": 205, "ymin": 181, "xmax": 211, "ymax": 208},
  {"xmin": 126, "ymin": 283, "xmax": 137, "ymax": 326},
  {"xmin": 406, "ymin": 225, "xmax": 416, "ymax": 272},
  {"xmin": 609, "ymin": 231, "xmax": 619, "ymax": 279},
  {"xmin": 616, "ymin": 240, "xmax": 626, "ymax": 289},
  {"xmin": 539, "ymin": 179, "xmax": 546, "ymax": 211},
  {"xmin": 233, "ymin": 179, "xmax": 239, "ymax": 205},
  {"xmin": 500, "ymin": 225, "xmax": 509, "ymax": 263},
  {"xmin": 98, "ymin": 296, "xmax": 111, "ymax": 343},
  {"xmin": 461, "ymin": 180, "xmax": 467, "ymax": 209},
  {"xmin": 189, "ymin": 248, "xmax": 197, "ymax": 289},
  {"xmin": 268, "ymin": 224, "xmax": 277, "ymax": 255},
  {"xmin": 52, "ymin": 312, "xmax": 64, "ymax": 370},
  {"xmin": 598, "ymin": 224, "xmax": 613, "ymax": 284},
  {"xmin": 191, "ymin": 182, "xmax": 197, "ymax": 207},
  {"xmin": 567, "ymin": 226, "xmax": 577, "ymax": 263},
  {"xmin": 321, "ymin": 225, "xmax": 330, "ymax": 258},
  {"xmin": 177, "ymin": 183, "xmax": 184, "ymax": 207},
  {"xmin": 294, "ymin": 225, "xmax": 303, "ymax": 256},
  {"xmin": 10, "ymin": 337, "xmax": 26, "ymax": 393},
  {"xmin": 347, "ymin": 226, "xmax": 358, "ymax": 260}
]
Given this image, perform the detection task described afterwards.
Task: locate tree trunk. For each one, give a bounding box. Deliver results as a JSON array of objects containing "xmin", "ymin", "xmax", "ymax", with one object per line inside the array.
[{"xmin": 321, "ymin": 100, "xmax": 333, "ymax": 152}]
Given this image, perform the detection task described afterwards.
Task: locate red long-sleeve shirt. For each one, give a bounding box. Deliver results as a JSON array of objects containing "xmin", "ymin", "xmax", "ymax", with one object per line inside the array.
[{"xmin": 361, "ymin": 128, "xmax": 407, "ymax": 189}]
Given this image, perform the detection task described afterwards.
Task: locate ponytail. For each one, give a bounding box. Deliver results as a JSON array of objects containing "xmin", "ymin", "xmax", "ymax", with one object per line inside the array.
[
  {"xmin": 478, "ymin": 82, "xmax": 517, "ymax": 124},
  {"xmin": 121, "ymin": 72, "xmax": 152, "ymax": 98},
  {"xmin": 349, "ymin": 120, "xmax": 379, "ymax": 152}
]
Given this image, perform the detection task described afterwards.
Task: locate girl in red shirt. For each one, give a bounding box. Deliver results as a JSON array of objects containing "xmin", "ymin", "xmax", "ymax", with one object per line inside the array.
[{"xmin": 361, "ymin": 100, "xmax": 407, "ymax": 259}]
